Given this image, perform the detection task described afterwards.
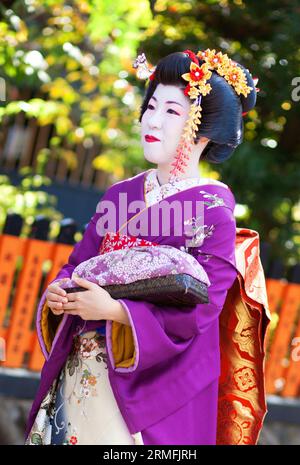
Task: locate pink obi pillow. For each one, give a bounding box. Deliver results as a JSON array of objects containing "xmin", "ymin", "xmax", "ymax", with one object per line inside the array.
[{"xmin": 62, "ymin": 245, "xmax": 211, "ymax": 289}]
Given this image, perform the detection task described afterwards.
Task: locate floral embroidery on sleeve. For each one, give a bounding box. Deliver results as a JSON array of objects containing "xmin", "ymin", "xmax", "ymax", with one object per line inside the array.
[
  {"xmin": 199, "ymin": 191, "xmax": 226, "ymax": 209},
  {"xmin": 184, "ymin": 215, "xmax": 215, "ymax": 248}
]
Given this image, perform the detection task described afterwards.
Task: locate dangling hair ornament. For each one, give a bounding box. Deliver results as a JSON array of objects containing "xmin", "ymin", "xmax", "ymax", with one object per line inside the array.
[
  {"xmin": 168, "ymin": 50, "xmax": 213, "ymax": 183},
  {"xmin": 132, "ymin": 52, "xmax": 156, "ymax": 80},
  {"xmin": 133, "ymin": 48, "xmax": 256, "ymax": 183}
]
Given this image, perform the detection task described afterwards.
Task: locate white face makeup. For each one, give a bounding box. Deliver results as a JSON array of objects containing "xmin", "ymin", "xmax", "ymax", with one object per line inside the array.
[{"xmin": 141, "ymin": 83, "xmax": 191, "ymax": 167}]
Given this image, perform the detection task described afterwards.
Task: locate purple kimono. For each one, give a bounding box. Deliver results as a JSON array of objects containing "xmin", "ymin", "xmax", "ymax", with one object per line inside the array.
[{"xmin": 25, "ymin": 169, "xmax": 238, "ymax": 445}]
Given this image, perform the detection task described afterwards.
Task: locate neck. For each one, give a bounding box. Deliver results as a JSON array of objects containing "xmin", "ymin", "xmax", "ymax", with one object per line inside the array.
[{"xmin": 156, "ymin": 161, "xmax": 201, "ymax": 186}]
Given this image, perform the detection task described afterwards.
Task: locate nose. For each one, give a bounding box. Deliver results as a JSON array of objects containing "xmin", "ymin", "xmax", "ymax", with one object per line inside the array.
[{"xmin": 148, "ymin": 108, "xmax": 163, "ymax": 130}]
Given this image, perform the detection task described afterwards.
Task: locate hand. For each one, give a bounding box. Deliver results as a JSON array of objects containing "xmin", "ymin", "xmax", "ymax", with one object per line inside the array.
[
  {"xmin": 46, "ymin": 278, "xmax": 70, "ymax": 316},
  {"xmin": 61, "ymin": 274, "xmax": 117, "ymax": 321}
]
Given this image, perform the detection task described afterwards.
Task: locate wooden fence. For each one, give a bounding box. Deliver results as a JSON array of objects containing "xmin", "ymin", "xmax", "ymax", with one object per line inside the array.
[
  {"xmin": 0, "ymin": 213, "xmax": 78, "ymax": 372},
  {"xmin": 0, "ymin": 88, "xmax": 110, "ymax": 191},
  {"xmin": 0, "ymin": 213, "xmax": 300, "ymax": 399},
  {"xmin": 265, "ymin": 273, "xmax": 300, "ymax": 398}
]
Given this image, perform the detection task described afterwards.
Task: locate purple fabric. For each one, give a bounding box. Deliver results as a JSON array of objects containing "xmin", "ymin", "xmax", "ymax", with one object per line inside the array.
[
  {"xmin": 140, "ymin": 378, "xmax": 219, "ymax": 445},
  {"xmin": 66, "ymin": 244, "xmax": 211, "ymax": 287},
  {"xmin": 25, "ymin": 170, "xmax": 238, "ymax": 442}
]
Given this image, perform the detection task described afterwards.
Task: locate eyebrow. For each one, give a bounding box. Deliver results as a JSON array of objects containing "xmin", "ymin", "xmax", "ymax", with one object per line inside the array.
[{"xmin": 150, "ymin": 95, "xmax": 184, "ymax": 108}]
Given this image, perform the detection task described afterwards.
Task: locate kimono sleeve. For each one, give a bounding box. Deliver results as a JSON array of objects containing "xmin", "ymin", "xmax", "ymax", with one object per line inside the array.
[
  {"xmin": 105, "ymin": 207, "xmax": 238, "ymax": 373},
  {"xmin": 37, "ymin": 189, "xmax": 111, "ymax": 358}
]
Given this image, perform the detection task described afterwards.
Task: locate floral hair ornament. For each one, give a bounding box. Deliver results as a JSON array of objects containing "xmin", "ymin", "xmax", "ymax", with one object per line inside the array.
[{"xmin": 242, "ymin": 76, "xmax": 260, "ymax": 116}]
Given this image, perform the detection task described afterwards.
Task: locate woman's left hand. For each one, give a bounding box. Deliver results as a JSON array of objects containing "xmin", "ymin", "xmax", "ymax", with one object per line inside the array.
[{"xmin": 62, "ymin": 274, "xmax": 117, "ymax": 321}]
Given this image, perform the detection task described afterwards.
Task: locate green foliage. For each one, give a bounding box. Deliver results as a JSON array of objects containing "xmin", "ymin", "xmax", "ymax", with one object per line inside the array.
[
  {"xmin": 0, "ymin": 0, "xmax": 299, "ymax": 265},
  {"xmin": 0, "ymin": 0, "xmax": 151, "ymax": 180},
  {"xmin": 0, "ymin": 149, "xmax": 63, "ymax": 239}
]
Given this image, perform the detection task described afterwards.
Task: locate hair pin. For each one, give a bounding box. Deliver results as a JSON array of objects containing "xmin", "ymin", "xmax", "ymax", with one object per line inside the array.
[{"xmin": 132, "ymin": 52, "xmax": 156, "ymax": 80}]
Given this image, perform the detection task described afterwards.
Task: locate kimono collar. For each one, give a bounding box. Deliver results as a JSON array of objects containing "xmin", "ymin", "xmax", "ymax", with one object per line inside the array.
[{"xmin": 145, "ymin": 168, "xmax": 230, "ymax": 203}]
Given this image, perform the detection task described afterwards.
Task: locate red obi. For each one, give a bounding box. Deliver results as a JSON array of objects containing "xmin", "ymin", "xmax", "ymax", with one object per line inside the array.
[{"xmin": 99, "ymin": 232, "xmax": 160, "ymax": 255}]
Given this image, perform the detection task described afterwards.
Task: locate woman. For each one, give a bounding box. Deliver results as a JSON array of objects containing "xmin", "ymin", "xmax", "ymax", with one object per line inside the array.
[{"xmin": 25, "ymin": 49, "xmax": 269, "ymax": 445}]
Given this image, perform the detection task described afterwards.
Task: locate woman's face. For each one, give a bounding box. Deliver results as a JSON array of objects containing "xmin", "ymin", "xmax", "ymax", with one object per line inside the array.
[{"xmin": 141, "ymin": 83, "xmax": 191, "ymax": 166}]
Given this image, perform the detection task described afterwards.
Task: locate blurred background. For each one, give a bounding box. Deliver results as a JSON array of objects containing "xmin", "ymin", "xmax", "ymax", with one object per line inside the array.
[{"xmin": 0, "ymin": 0, "xmax": 299, "ymax": 445}]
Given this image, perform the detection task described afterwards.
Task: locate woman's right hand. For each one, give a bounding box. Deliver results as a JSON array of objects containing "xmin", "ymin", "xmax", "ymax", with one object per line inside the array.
[{"xmin": 46, "ymin": 278, "xmax": 70, "ymax": 315}]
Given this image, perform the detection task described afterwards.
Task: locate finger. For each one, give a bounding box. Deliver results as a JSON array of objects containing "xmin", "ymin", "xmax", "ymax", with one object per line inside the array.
[
  {"xmin": 48, "ymin": 285, "xmax": 67, "ymax": 297},
  {"xmin": 62, "ymin": 301, "xmax": 78, "ymax": 310},
  {"xmin": 72, "ymin": 274, "xmax": 94, "ymax": 290},
  {"xmin": 49, "ymin": 309, "xmax": 64, "ymax": 316},
  {"xmin": 64, "ymin": 291, "xmax": 89, "ymax": 302},
  {"xmin": 64, "ymin": 293, "xmax": 76, "ymax": 302},
  {"xmin": 51, "ymin": 308, "xmax": 64, "ymax": 315},
  {"xmin": 57, "ymin": 279, "xmax": 70, "ymax": 292},
  {"xmin": 48, "ymin": 301, "xmax": 65, "ymax": 311},
  {"xmin": 47, "ymin": 293, "xmax": 69, "ymax": 304}
]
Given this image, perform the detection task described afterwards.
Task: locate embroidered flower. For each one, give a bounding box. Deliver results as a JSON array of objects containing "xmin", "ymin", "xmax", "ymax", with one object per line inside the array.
[
  {"xmin": 199, "ymin": 191, "xmax": 226, "ymax": 209},
  {"xmin": 187, "ymin": 224, "xmax": 215, "ymax": 247},
  {"xmin": 88, "ymin": 375, "xmax": 97, "ymax": 386},
  {"xmin": 29, "ymin": 432, "xmax": 43, "ymax": 445},
  {"xmin": 80, "ymin": 338, "xmax": 100, "ymax": 359},
  {"xmin": 66, "ymin": 346, "xmax": 80, "ymax": 377},
  {"xmin": 80, "ymin": 386, "xmax": 90, "ymax": 398},
  {"xmin": 184, "ymin": 216, "xmax": 215, "ymax": 248},
  {"xmin": 234, "ymin": 367, "xmax": 257, "ymax": 392},
  {"xmin": 69, "ymin": 436, "xmax": 78, "ymax": 445}
]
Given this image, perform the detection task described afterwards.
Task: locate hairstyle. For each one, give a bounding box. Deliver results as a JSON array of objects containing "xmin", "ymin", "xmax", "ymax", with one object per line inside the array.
[{"xmin": 139, "ymin": 51, "xmax": 257, "ymax": 163}]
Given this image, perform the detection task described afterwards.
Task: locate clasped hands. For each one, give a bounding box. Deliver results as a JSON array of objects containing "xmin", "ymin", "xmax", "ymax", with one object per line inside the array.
[{"xmin": 46, "ymin": 274, "xmax": 121, "ymax": 321}]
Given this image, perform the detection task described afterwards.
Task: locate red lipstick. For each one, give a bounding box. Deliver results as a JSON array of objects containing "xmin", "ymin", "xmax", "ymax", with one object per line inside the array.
[{"xmin": 145, "ymin": 135, "xmax": 160, "ymax": 142}]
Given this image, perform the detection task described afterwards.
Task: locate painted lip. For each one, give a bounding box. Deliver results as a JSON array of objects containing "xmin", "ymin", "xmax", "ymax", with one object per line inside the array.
[{"xmin": 145, "ymin": 135, "xmax": 160, "ymax": 142}]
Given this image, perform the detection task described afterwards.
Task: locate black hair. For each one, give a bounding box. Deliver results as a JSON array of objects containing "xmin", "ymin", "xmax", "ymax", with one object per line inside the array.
[{"xmin": 139, "ymin": 51, "xmax": 257, "ymax": 164}]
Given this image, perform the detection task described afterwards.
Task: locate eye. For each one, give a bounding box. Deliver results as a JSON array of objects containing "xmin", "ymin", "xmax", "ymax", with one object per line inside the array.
[{"xmin": 146, "ymin": 104, "xmax": 179, "ymax": 115}]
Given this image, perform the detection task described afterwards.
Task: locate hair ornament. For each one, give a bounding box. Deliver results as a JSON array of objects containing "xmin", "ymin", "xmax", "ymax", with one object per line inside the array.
[
  {"xmin": 132, "ymin": 52, "xmax": 156, "ymax": 80},
  {"xmin": 197, "ymin": 49, "xmax": 253, "ymax": 98}
]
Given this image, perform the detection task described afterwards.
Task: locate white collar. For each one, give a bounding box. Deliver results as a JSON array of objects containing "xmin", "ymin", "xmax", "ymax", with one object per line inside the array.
[{"xmin": 147, "ymin": 168, "xmax": 229, "ymax": 191}]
